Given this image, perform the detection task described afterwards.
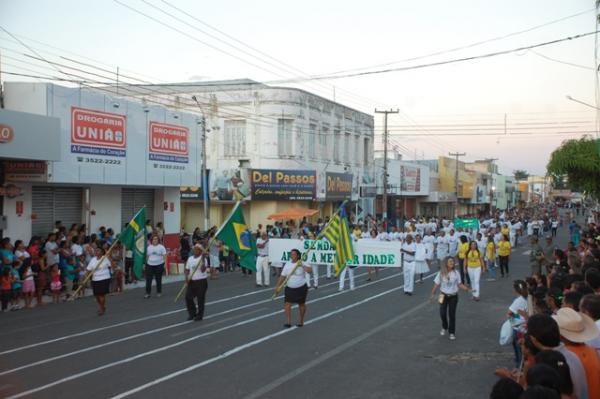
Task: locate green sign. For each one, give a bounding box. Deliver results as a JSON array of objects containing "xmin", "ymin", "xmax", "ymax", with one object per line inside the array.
[{"xmin": 453, "ymin": 218, "xmax": 480, "ymax": 229}]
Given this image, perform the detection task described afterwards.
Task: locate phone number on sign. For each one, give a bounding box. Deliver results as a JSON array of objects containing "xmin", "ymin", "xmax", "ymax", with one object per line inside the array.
[
  {"xmin": 76, "ymin": 157, "xmax": 122, "ymax": 165},
  {"xmin": 154, "ymin": 163, "xmax": 185, "ymax": 170}
]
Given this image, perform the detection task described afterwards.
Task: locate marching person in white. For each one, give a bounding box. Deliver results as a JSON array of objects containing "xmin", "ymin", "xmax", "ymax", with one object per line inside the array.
[
  {"xmin": 422, "ymin": 229, "xmax": 435, "ymax": 271},
  {"xmin": 447, "ymin": 229, "xmax": 459, "ymax": 258},
  {"xmin": 185, "ymin": 245, "xmax": 210, "ymax": 321},
  {"xmin": 85, "ymin": 247, "xmax": 112, "ymax": 316},
  {"xmin": 144, "ymin": 235, "xmax": 167, "ymax": 299},
  {"xmin": 401, "ymin": 234, "xmax": 417, "ymax": 296},
  {"xmin": 414, "ymin": 234, "xmax": 430, "ymax": 284},
  {"xmin": 255, "ymin": 232, "xmax": 270, "ymax": 287},
  {"xmin": 339, "ymin": 235, "xmax": 358, "ymax": 291},
  {"xmin": 436, "ymin": 230, "xmax": 449, "ymax": 266}
]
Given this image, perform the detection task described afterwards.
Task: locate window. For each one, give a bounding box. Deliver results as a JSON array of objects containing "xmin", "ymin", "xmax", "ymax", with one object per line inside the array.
[
  {"xmin": 308, "ymin": 123, "xmax": 317, "ymax": 159},
  {"xmin": 320, "ymin": 126, "xmax": 329, "ymax": 159},
  {"xmin": 278, "ymin": 119, "xmax": 293, "ymax": 156},
  {"xmin": 344, "ymin": 132, "xmax": 351, "ymax": 164},
  {"xmin": 224, "ymin": 120, "xmax": 246, "ymax": 157},
  {"xmin": 354, "ymin": 135, "xmax": 361, "ymax": 165},
  {"xmin": 363, "ymin": 137, "xmax": 371, "ymax": 166},
  {"xmin": 334, "ymin": 129, "xmax": 341, "ymax": 163}
]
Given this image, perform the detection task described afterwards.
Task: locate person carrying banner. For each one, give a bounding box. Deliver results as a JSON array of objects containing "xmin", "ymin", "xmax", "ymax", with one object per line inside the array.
[
  {"xmin": 185, "ymin": 245, "xmax": 210, "ymax": 321},
  {"xmin": 278, "ymin": 248, "xmax": 312, "ymax": 328}
]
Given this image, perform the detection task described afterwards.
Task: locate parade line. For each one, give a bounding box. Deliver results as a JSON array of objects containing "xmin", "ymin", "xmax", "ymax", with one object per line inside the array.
[{"xmin": 5, "ymin": 270, "xmax": 410, "ymax": 399}]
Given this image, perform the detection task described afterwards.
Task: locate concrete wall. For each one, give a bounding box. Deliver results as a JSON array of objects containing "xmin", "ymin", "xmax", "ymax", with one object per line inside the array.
[
  {"xmin": 2, "ymin": 183, "xmax": 32, "ymax": 241},
  {"xmin": 89, "ymin": 186, "xmax": 121, "ymax": 234}
]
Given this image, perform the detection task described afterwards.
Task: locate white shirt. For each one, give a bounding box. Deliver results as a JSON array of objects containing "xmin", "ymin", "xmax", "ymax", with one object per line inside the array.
[
  {"xmin": 509, "ymin": 296, "xmax": 528, "ymax": 327},
  {"xmin": 436, "ymin": 236, "xmax": 449, "ymax": 257},
  {"xmin": 45, "ymin": 241, "xmax": 59, "ymax": 265},
  {"xmin": 414, "ymin": 243, "xmax": 427, "ymax": 262},
  {"xmin": 15, "ymin": 249, "xmax": 30, "ymax": 259},
  {"xmin": 401, "ymin": 242, "xmax": 416, "ymax": 262},
  {"xmin": 434, "ymin": 270, "xmax": 461, "ymax": 295},
  {"xmin": 447, "ymin": 234, "xmax": 458, "ymax": 256},
  {"xmin": 71, "ymin": 244, "xmax": 83, "ymax": 257},
  {"xmin": 256, "ymin": 238, "xmax": 269, "ymax": 257},
  {"xmin": 86, "ymin": 256, "xmax": 111, "ymax": 281},
  {"xmin": 185, "ymin": 255, "xmax": 209, "ymax": 280},
  {"xmin": 146, "ymin": 244, "xmax": 166, "ymax": 266},
  {"xmin": 422, "ymin": 235, "xmax": 435, "ymax": 250},
  {"xmin": 282, "ymin": 261, "xmax": 307, "ymax": 289}
]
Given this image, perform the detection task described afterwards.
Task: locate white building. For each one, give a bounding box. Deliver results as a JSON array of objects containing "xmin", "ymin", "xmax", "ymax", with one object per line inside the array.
[{"xmin": 128, "ymin": 80, "xmax": 375, "ymax": 229}]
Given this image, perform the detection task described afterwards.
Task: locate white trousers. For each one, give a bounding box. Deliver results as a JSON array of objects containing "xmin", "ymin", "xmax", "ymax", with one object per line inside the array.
[
  {"xmin": 403, "ymin": 261, "xmax": 415, "ymax": 293},
  {"xmin": 255, "ymin": 256, "xmax": 270, "ymax": 286},
  {"xmin": 338, "ymin": 267, "xmax": 355, "ymax": 290},
  {"xmin": 467, "ymin": 267, "xmax": 481, "ymax": 298}
]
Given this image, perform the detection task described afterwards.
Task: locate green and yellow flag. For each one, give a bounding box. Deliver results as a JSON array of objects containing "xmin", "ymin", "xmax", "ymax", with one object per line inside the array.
[
  {"xmin": 119, "ymin": 207, "xmax": 146, "ymax": 279},
  {"xmin": 216, "ymin": 202, "xmax": 257, "ymax": 271},
  {"xmin": 321, "ymin": 206, "xmax": 354, "ymax": 276}
]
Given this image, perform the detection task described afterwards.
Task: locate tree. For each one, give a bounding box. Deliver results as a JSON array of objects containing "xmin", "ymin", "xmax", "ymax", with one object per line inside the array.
[
  {"xmin": 546, "ymin": 136, "xmax": 600, "ymax": 198},
  {"xmin": 513, "ymin": 169, "xmax": 529, "ymax": 180}
]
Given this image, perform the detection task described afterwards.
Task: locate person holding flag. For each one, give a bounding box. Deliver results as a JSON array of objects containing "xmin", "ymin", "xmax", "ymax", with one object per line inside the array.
[
  {"xmin": 185, "ymin": 245, "xmax": 210, "ymax": 321},
  {"xmin": 119, "ymin": 208, "xmax": 147, "ymax": 284},
  {"xmin": 278, "ymin": 248, "xmax": 312, "ymax": 328}
]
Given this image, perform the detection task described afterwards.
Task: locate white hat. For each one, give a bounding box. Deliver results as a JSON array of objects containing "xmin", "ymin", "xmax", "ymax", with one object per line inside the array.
[{"xmin": 552, "ymin": 308, "xmax": 600, "ymax": 343}]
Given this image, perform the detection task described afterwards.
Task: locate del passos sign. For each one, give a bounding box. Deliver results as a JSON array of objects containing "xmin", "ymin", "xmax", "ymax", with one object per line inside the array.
[
  {"xmin": 149, "ymin": 122, "xmax": 189, "ymax": 163},
  {"xmin": 251, "ymin": 169, "xmax": 316, "ymax": 200},
  {"xmin": 71, "ymin": 107, "xmax": 126, "ymax": 157},
  {"xmin": 326, "ymin": 172, "xmax": 353, "ymax": 200}
]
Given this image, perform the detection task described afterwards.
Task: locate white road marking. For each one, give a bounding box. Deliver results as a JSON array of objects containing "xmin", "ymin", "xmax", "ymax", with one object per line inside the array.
[
  {"xmin": 5, "ymin": 272, "xmax": 402, "ymax": 399},
  {"xmin": 0, "ymin": 271, "xmax": 362, "ymax": 356},
  {"xmin": 111, "ymin": 275, "xmax": 434, "ymax": 399}
]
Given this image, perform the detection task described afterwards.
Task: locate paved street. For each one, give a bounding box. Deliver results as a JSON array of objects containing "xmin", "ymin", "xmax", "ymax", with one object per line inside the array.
[{"xmin": 0, "ymin": 226, "xmax": 570, "ymax": 399}]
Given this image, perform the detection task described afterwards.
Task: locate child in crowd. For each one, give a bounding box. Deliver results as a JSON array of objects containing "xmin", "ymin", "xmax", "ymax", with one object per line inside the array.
[{"xmin": 50, "ymin": 264, "xmax": 62, "ymax": 304}]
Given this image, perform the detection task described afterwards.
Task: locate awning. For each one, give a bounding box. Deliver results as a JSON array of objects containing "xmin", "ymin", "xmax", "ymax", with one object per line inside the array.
[{"xmin": 267, "ymin": 207, "xmax": 319, "ymax": 220}]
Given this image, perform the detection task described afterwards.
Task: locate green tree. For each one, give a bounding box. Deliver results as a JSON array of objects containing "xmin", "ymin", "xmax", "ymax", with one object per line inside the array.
[
  {"xmin": 513, "ymin": 169, "xmax": 529, "ymax": 180},
  {"xmin": 546, "ymin": 136, "xmax": 600, "ymax": 198}
]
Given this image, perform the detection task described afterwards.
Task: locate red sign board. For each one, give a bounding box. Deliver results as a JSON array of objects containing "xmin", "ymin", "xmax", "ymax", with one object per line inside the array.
[
  {"xmin": 71, "ymin": 107, "xmax": 127, "ymax": 157},
  {"xmin": 0, "ymin": 123, "xmax": 14, "ymax": 143},
  {"xmin": 149, "ymin": 122, "xmax": 189, "ymax": 163},
  {"xmin": 4, "ymin": 161, "xmax": 47, "ymax": 182}
]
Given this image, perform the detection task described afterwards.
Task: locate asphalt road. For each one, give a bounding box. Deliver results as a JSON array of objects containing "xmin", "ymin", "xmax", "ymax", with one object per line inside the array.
[{"xmin": 0, "ymin": 223, "xmax": 572, "ymax": 399}]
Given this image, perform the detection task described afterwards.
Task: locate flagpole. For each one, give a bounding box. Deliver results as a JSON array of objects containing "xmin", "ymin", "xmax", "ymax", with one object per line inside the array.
[
  {"xmin": 173, "ymin": 201, "xmax": 242, "ymax": 302},
  {"xmin": 271, "ymin": 200, "xmax": 348, "ymax": 300}
]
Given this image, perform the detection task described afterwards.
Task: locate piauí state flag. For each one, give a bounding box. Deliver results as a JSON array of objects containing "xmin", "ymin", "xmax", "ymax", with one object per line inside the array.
[
  {"xmin": 119, "ymin": 207, "xmax": 147, "ymax": 280},
  {"xmin": 217, "ymin": 202, "xmax": 257, "ymax": 271}
]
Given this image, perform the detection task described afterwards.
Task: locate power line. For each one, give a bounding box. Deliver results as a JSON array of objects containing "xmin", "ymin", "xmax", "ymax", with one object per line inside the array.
[{"xmin": 269, "ymin": 31, "xmax": 599, "ymax": 83}]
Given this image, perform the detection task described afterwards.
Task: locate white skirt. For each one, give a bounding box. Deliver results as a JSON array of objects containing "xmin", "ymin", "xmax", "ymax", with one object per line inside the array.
[{"xmin": 414, "ymin": 260, "xmax": 430, "ymax": 274}]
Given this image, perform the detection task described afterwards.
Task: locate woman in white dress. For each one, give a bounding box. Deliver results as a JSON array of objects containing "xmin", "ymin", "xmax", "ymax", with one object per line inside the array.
[
  {"xmin": 414, "ymin": 234, "xmax": 430, "ymax": 283},
  {"xmin": 422, "ymin": 229, "xmax": 435, "ymax": 271}
]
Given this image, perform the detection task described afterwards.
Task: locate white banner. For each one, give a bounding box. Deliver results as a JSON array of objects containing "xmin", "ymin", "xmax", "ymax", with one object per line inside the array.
[{"xmin": 268, "ymin": 239, "xmax": 403, "ymax": 268}]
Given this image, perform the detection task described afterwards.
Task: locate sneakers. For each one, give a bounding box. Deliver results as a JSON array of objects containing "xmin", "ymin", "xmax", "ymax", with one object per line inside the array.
[
  {"xmin": 157, "ymin": 293, "xmax": 162, "ymax": 298},
  {"xmin": 449, "ymin": 334, "xmax": 456, "ymax": 340},
  {"xmin": 440, "ymin": 329, "xmax": 447, "ymax": 336},
  {"xmin": 144, "ymin": 294, "xmax": 150, "ymax": 299}
]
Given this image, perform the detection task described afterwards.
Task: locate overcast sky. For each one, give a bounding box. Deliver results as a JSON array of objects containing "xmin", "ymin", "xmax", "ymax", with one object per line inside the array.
[{"xmin": 0, "ymin": 0, "xmax": 596, "ymax": 175}]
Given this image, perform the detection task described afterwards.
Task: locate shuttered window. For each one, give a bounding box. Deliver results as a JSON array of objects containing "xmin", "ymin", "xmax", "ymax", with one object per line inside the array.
[
  {"xmin": 32, "ymin": 187, "xmax": 83, "ymax": 237},
  {"xmin": 121, "ymin": 188, "xmax": 154, "ymax": 228}
]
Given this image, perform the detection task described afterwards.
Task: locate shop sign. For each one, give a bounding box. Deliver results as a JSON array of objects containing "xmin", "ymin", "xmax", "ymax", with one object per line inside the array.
[
  {"xmin": 180, "ymin": 186, "xmax": 205, "ymax": 200},
  {"xmin": 360, "ymin": 185, "xmax": 377, "ymax": 198},
  {"xmin": 0, "ymin": 184, "xmax": 23, "ymax": 198},
  {"xmin": 4, "ymin": 161, "xmax": 47, "ymax": 182},
  {"xmin": 251, "ymin": 169, "xmax": 316, "ymax": 200},
  {"xmin": 325, "ymin": 172, "xmax": 353, "ymax": 200},
  {"xmin": 208, "ymin": 169, "xmax": 250, "ymax": 202},
  {"xmin": 71, "ymin": 107, "xmax": 127, "ymax": 157},
  {"xmin": 0, "ymin": 124, "xmax": 14, "ymax": 143},
  {"xmin": 149, "ymin": 122, "xmax": 189, "ymax": 163},
  {"xmin": 268, "ymin": 238, "xmax": 403, "ymax": 267}
]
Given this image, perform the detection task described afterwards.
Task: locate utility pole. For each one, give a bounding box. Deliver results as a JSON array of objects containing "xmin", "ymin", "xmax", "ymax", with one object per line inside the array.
[
  {"xmin": 192, "ymin": 96, "xmax": 210, "ymax": 232},
  {"xmin": 448, "ymin": 152, "xmax": 466, "ymax": 219},
  {"xmin": 375, "ymin": 109, "xmax": 399, "ymax": 225},
  {"xmin": 485, "ymin": 158, "xmax": 498, "ymax": 216}
]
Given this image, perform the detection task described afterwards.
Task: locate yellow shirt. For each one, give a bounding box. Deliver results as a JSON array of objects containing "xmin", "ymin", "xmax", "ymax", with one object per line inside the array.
[
  {"xmin": 458, "ymin": 242, "xmax": 469, "ymax": 259},
  {"xmin": 498, "ymin": 241, "xmax": 511, "ymax": 257},
  {"xmin": 501, "ymin": 227, "xmax": 509, "ymax": 237},
  {"xmin": 466, "ymin": 250, "xmax": 482, "ymax": 268},
  {"xmin": 353, "ymin": 228, "xmax": 362, "ymax": 240},
  {"xmin": 486, "ymin": 242, "xmax": 495, "ymax": 260}
]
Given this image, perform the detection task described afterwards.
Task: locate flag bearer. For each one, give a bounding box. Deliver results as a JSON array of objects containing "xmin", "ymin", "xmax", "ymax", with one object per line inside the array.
[{"xmin": 185, "ymin": 245, "xmax": 210, "ymax": 322}]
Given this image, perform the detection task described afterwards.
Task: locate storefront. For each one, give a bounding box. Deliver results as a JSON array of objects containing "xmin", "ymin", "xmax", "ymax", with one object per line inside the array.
[{"xmin": 2, "ymin": 82, "xmax": 203, "ymax": 244}]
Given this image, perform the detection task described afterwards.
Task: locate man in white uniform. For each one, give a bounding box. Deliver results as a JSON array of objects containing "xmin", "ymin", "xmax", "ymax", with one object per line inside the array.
[
  {"xmin": 185, "ymin": 245, "xmax": 210, "ymax": 321},
  {"xmin": 447, "ymin": 230, "xmax": 458, "ymax": 258},
  {"xmin": 255, "ymin": 232, "xmax": 270, "ymax": 287},
  {"xmin": 401, "ymin": 235, "xmax": 417, "ymax": 295}
]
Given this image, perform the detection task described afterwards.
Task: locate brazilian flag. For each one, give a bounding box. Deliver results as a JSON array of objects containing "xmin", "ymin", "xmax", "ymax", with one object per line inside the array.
[
  {"xmin": 217, "ymin": 202, "xmax": 257, "ymax": 271},
  {"xmin": 119, "ymin": 207, "xmax": 146, "ymax": 279}
]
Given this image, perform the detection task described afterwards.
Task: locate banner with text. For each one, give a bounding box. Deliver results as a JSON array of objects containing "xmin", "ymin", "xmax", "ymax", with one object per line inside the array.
[
  {"xmin": 251, "ymin": 169, "xmax": 316, "ymax": 200},
  {"xmin": 326, "ymin": 172, "xmax": 353, "ymax": 200},
  {"xmin": 268, "ymin": 238, "xmax": 402, "ymax": 267},
  {"xmin": 149, "ymin": 121, "xmax": 189, "ymax": 163},
  {"xmin": 71, "ymin": 107, "xmax": 127, "ymax": 157}
]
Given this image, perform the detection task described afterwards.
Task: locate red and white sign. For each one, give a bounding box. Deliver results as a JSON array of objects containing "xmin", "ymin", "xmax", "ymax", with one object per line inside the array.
[
  {"xmin": 71, "ymin": 107, "xmax": 126, "ymax": 149},
  {"xmin": 0, "ymin": 124, "xmax": 14, "ymax": 143},
  {"xmin": 148, "ymin": 121, "xmax": 188, "ymax": 163},
  {"xmin": 149, "ymin": 122, "xmax": 188, "ymax": 155}
]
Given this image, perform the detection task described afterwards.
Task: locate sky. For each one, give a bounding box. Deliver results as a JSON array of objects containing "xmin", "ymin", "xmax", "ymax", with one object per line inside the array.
[{"xmin": 0, "ymin": 0, "xmax": 597, "ymax": 175}]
